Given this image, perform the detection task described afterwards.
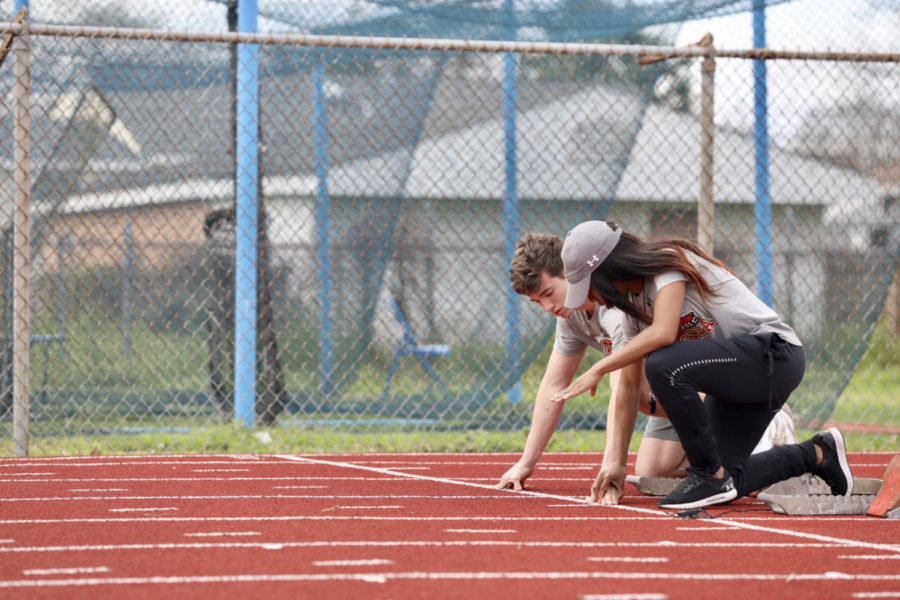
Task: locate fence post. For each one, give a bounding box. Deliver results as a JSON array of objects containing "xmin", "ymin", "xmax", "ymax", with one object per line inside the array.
[
  {"xmin": 698, "ymin": 40, "xmax": 715, "ymax": 254},
  {"xmin": 753, "ymin": 0, "xmax": 773, "ymax": 305},
  {"xmin": 12, "ymin": 11, "xmax": 31, "ymax": 457},
  {"xmin": 234, "ymin": 0, "xmax": 260, "ymax": 426}
]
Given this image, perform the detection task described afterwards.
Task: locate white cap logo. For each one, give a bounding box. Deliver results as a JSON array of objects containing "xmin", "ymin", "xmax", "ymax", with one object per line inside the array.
[{"xmin": 587, "ymin": 254, "xmax": 600, "ymax": 267}]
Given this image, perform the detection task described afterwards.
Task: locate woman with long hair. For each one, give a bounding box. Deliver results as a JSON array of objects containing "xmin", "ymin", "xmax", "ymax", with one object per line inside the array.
[{"xmin": 551, "ymin": 220, "xmax": 852, "ymax": 509}]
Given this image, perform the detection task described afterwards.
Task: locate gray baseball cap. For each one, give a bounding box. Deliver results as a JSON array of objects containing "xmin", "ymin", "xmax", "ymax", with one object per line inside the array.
[{"xmin": 562, "ymin": 220, "xmax": 622, "ymax": 308}]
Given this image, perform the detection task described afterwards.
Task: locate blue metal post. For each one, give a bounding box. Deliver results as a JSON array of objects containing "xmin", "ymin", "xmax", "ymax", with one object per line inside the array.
[
  {"xmin": 753, "ymin": 0, "xmax": 772, "ymax": 305},
  {"xmin": 313, "ymin": 63, "xmax": 335, "ymax": 394},
  {"xmin": 503, "ymin": 0, "xmax": 521, "ymax": 404},
  {"xmin": 234, "ymin": 0, "xmax": 259, "ymax": 426}
]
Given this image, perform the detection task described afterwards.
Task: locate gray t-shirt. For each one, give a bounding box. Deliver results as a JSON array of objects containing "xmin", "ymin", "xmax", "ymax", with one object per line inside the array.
[
  {"xmin": 622, "ymin": 252, "xmax": 801, "ymax": 347},
  {"xmin": 553, "ymin": 302, "xmax": 626, "ymax": 357}
]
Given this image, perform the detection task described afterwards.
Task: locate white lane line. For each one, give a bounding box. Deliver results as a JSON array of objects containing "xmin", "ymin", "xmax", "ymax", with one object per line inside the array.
[
  {"xmin": 312, "ymin": 559, "xmax": 394, "ymax": 567},
  {"xmin": 23, "ymin": 566, "xmax": 109, "ymax": 576},
  {"xmin": 1, "ymin": 570, "xmax": 899, "ymax": 589},
  {"xmin": 0, "ymin": 494, "xmax": 529, "ymax": 502},
  {"xmin": 0, "ymin": 516, "xmax": 724, "ymax": 524},
  {"xmin": 280, "ymin": 454, "xmax": 900, "ymax": 554},
  {"xmin": 332, "ymin": 506, "xmax": 405, "ymax": 510},
  {"xmin": 191, "ymin": 469, "xmax": 251, "ymax": 473},
  {"xmin": 445, "ymin": 529, "xmax": 517, "ymax": 534},
  {"xmin": 582, "ymin": 594, "xmax": 667, "ymax": 600},
  {"xmin": 853, "ymin": 593, "xmax": 900, "ymax": 598},
  {"xmin": 0, "ymin": 540, "xmax": 14, "ymax": 544},
  {"xmin": 0, "ymin": 477, "xmax": 431, "ymax": 483},
  {"xmin": 841, "ymin": 555, "xmax": 900, "ymax": 560},
  {"xmin": 183, "ymin": 532, "xmax": 262, "ymax": 538},
  {"xmin": 108, "ymin": 507, "xmax": 178, "ymax": 513},
  {"xmin": 587, "ymin": 557, "xmax": 669, "ymax": 563},
  {"xmin": 0, "ymin": 540, "xmax": 887, "ymax": 554}
]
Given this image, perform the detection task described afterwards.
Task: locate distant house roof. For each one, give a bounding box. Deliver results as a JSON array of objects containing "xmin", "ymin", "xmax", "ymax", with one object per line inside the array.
[{"xmin": 58, "ymin": 81, "xmax": 882, "ymax": 226}]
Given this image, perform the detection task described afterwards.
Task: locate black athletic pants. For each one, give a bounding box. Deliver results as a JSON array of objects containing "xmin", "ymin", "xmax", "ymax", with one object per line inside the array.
[{"xmin": 645, "ymin": 332, "xmax": 818, "ymax": 497}]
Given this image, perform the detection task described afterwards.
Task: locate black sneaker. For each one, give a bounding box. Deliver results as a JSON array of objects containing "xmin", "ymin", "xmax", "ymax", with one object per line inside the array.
[
  {"xmin": 811, "ymin": 427, "xmax": 853, "ymax": 496},
  {"xmin": 657, "ymin": 469, "xmax": 737, "ymax": 510}
]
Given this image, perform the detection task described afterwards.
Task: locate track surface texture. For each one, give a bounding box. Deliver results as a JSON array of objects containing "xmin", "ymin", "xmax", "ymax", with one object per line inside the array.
[{"xmin": 0, "ymin": 452, "xmax": 897, "ymax": 599}]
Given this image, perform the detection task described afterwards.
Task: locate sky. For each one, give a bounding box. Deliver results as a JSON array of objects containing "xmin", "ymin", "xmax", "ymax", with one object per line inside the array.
[
  {"xmin": 4, "ymin": 0, "xmax": 897, "ymax": 145},
  {"xmin": 667, "ymin": 0, "xmax": 899, "ymax": 143}
]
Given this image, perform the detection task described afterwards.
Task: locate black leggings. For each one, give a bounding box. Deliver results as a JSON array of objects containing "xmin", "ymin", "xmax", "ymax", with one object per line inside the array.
[{"xmin": 645, "ymin": 333, "xmax": 817, "ymax": 497}]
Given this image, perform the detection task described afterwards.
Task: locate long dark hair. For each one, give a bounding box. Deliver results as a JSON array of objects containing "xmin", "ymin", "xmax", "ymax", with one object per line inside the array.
[{"xmin": 589, "ymin": 229, "xmax": 733, "ymax": 325}]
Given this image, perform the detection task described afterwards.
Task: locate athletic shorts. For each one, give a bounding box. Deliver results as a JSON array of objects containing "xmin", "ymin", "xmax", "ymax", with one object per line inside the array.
[{"xmin": 643, "ymin": 415, "xmax": 681, "ymax": 443}]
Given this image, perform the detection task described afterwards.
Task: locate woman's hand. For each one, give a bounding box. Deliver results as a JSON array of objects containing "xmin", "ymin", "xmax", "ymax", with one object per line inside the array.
[{"xmin": 551, "ymin": 367, "xmax": 604, "ymax": 403}]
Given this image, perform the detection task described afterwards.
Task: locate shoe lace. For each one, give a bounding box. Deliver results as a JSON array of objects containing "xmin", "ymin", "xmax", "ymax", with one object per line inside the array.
[{"xmin": 674, "ymin": 471, "xmax": 705, "ymax": 494}]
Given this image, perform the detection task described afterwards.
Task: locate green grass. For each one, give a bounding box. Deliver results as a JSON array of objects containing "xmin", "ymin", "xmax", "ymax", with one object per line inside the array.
[{"xmin": 10, "ymin": 312, "xmax": 898, "ymax": 457}]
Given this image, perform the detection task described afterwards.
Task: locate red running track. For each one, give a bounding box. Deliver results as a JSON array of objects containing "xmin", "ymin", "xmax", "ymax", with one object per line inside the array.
[{"xmin": 0, "ymin": 452, "xmax": 897, "ymax": 600}]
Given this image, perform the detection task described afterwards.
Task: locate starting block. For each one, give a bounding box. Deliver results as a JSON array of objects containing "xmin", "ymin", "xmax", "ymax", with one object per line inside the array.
[
  {"xmin": 759, "ymin": 474, "xmax": 882, "ymax": 497},
  {"xmin": 628, "ymin": 470, "xmax": 898, "ymax": 517},
  {"xmin": 756, "ymin": 474, "xmax": 880, "ymax": 516},
  {"xmin": 866, "ymin": 455, "xmax": 900, "ymax": 518},
  {"xmin": 759, "ymin": 491, "xmax": 878, "ymax": 516},
  {"xmin": 626, "ymin": 475, "xmax": 682, "ymax": 496}
]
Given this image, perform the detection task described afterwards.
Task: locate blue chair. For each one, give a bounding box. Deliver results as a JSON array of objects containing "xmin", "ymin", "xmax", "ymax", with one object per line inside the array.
[{"xmin": 381, "ymin": 296, "xmax": 450, "ymax": 400}]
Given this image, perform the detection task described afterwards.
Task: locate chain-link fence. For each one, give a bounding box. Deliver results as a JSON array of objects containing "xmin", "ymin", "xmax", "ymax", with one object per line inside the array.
[{"xmin": 1, "ymin": 11, "xmax": 898, "ymax": 455}]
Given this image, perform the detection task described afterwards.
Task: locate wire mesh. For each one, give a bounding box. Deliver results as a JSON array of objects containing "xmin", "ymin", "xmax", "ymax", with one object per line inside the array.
[{"xmin": 0, "ymin": 14, "xmax": 898, "ymax": 455}]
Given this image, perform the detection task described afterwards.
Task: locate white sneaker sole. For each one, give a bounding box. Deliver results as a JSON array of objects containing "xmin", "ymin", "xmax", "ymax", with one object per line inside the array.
[
  {"xmin": 658, "ymin": 487, "xmax": 738, "ymax": 510},
  {"xmin": 826, "ymin": 427, "xmax": 853, "ymax": 496}
]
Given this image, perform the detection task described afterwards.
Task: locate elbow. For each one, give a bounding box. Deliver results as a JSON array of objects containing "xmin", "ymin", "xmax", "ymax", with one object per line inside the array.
[{"xmin": 652, "ymin": 326, "xmax": 679, "ymax": 348}]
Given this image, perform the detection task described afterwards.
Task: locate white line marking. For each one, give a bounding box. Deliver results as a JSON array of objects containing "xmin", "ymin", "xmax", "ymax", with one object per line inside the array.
[
  {"xmin": 0, "ymin": 540, "xmax": 14, "ymax": 544},
  {"xmin": 853, "ymin": 593, "xmax": 900, "ymax": 598},
  {"xmin": 0, "ymin": 494, "xmax": 525, "ymax": 502},
  {"xmin": 191, "ymin": 469, "xmax": 251, "ymax": 473},
  {"xmin": 582, "ymin": 594, "xmax": 667, "ymax": 600},
  {"xmin": 23, "ymin": 566, "xmax": 109, "ymax": 576},
  {"xmin": 183, "ymin": 532, "xmax": 262, "ymax": 538},
  {"xmin": 587, "ymin": 557, "xmax": 669, "ymax": 563},
  {"xmin": 333, "ymin": 506, "xmax": 405, "ymax": 510},
  {"xmin": 0, "ymin": 477, "xmax": 426, "ymax": 483},
  {"xmin": 277, "ymin": 454, "xmax": 900, "ymax": 554},
  {"xmin": 840, "ymin": 555, "xmax": 900, "ymax": 560},
  {"xmin": 312, "ymin": 559, "xmax": 394, "ymax": 567},
  {"xmin": 108, "ymin": 507, "xmax": 178, "ymax": 513},
  {"xmin": 445, "ymin": 529, "xmax": 517, "ymax": 534},
  {"xmin": 540, "ymin": 466, "xmax": 593, "ymax": 471},
  {"xmin": 0, "ymin": 540, "xmax": 879, "ymax": 554},
  {"xmin": 0, "ymin": 570, "xmax": 899, "ymax": 589}
]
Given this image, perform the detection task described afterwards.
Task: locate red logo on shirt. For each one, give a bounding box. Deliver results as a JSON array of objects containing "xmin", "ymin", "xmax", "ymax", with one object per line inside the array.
[
  {"xmin": 600, "ymin": 338, "xmax": 613, "ymax": 355},
  {"xmin": 677, "ymin": 312, "xmax": 717, "ymax": 340}
]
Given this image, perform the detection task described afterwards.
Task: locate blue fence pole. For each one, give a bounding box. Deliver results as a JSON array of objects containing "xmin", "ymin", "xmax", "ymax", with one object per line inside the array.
[
  {"xmin": 234, "ymin": 0, "xmax": 259, "ymax": 426},
  {"xmin": 753, "ymin": 0, "xmax": 772, "ymax": 305},
  {"xmin": 312, "ymin": 62, "xmax": 335, "ymax": 395},
  {"xmin": 502, "ymin": 5, "xmax": 521, "ymax": 404}
]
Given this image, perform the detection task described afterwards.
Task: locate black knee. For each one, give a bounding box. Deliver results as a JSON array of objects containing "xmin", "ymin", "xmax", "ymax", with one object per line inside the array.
[{"xmin": 644, "ymin": 347, "xmax": 676, "ymax": 392}]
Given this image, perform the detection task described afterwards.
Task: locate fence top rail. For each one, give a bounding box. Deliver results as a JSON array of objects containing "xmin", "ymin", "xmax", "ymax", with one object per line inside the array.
[{"xmin": 0, "ymin": 20, "xmax": 898, "ymax": 63}]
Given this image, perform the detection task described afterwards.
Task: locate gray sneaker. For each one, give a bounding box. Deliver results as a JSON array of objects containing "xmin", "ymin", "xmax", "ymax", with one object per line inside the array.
[
  {"xmin": 658, "ymin": 469, "xmax": 737, "ymax": 510},
  {"xmin": 811, "ymin": 427, "xmax": 853, "ymax": 496}
]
